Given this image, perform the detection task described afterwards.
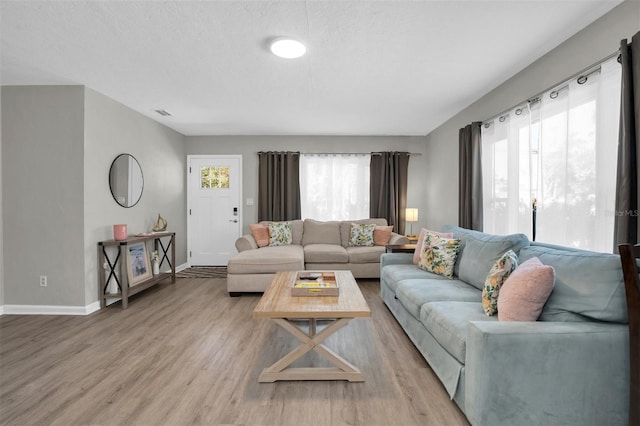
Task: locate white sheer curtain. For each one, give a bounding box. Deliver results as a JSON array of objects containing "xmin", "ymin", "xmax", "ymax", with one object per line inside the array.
[
  {"xmin": 482, "ymin": 56, "xmax": 621, "ymax": 252},
  {"xmin": 482, "ymin": 106, "xmax": 533, "ymax": 236},
  {"xmin": 300, "ymin": 154, "xmax": 370, "ymax": 221},
  {"xmin": 535, "ymin": 57, "xmax": 620, "ymax": 252}
]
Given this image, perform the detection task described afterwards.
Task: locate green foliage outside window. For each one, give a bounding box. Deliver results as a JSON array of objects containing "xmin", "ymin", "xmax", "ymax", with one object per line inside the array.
[{"xmin": 201, "ymin": 166, "xmax": 229, "ymax": 189}]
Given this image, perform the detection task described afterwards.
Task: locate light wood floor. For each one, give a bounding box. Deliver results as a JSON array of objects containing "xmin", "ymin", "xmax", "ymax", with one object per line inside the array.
[{"xmin": 0, "ymin": 278, "xmax": 469, "ymax": 426}]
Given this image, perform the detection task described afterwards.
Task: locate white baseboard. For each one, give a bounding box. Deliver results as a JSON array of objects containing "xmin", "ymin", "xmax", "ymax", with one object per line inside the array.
[
  {"xmin": 2, "ymin": 302, "xmax": 101, "ymax": 316},
  {"xmin": 0, "ymin": 264, "xmax": 191, "ymax": 316},
  {"xmin": 85, "ymin": 301, "xmax": 101, "ymax": 314}
]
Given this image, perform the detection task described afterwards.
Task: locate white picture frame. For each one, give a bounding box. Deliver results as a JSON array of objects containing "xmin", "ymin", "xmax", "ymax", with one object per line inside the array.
[{"xmin": 126, "ymin": 242, "xmax": 152, "ymax": 286}]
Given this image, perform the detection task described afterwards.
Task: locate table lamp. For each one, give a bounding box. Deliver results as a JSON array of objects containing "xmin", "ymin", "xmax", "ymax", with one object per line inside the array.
[{"xmin": 405, "ymin": 208, "xmax": 419, "ymax": 237}]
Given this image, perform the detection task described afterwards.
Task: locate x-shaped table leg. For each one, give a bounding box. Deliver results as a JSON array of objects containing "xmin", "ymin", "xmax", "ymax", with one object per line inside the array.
[{"xmin": 258, "ymin": 317, "xmax": 365, "ymax": 382}]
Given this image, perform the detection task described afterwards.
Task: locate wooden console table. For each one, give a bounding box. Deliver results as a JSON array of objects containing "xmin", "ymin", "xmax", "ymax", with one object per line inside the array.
[{"xmin": 97, "ymin": 232, "xmax": 175, "ymax": 309}]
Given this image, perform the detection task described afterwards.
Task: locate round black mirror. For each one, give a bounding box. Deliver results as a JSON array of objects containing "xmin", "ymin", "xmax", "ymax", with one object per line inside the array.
[{"xmin": 109, "ymin": 154, "xmax": 143, "ymax": 208}]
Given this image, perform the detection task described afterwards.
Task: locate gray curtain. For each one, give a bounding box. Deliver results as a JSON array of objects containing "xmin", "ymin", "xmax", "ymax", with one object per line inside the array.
[
  {"xmin": 257, "ymin": 151, "xmax": 301, "ymax": 222},
  {"xmin": 370, "ymin": 152, "xmax": 410, "ymax": 234},
  {"xmin": 614, "ymin": 32, "xmax": 640, "ymax": 248},
  {"xmin": 459, "ymin": 122, "xmax": 483, "ymax": 231}
]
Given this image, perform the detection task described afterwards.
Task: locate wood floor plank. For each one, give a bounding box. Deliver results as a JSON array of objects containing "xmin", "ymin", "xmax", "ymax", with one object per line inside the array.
[{"xmin": 0, "ymin": 277, "xmax": 468, "ymax": 426}]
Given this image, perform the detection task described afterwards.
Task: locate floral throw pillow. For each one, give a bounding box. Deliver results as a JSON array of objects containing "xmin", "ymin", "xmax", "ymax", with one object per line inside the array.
[
  {"xmin": 413, "ymin": 228, "xmax": 453, "ymax": 264},
  {"xmin": 482, "ymin": 250, "xmax": 518, "ymax": 316},
  {"xmin": 268, "ymin": 221, "xmax": 293, "ymax": 246},
  {"xmin": 418, "ymin": 230, "xmax": 461, "ymax": 278},
  {"xmin": 348, "ymin": 223, "xmax": 376, "ymax": 247}
]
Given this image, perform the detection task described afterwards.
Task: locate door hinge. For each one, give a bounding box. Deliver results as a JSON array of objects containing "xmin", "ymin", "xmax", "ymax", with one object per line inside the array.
[
  {"xmin": 189, "ymin": 166, "xmax": 191, "ymax": 173},
  {"xmin": 189, "ymin": 209, "xmax": 191, "ymax": 215},
  {"xmin": 189, "ymin": 251, "xmax": 192, "ymax": 258}
]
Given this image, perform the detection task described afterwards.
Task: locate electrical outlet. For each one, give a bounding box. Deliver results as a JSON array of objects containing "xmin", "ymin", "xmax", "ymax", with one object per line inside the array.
[{"xmin": 40, "ymin": 275, "xmax": 47, "ymax": 287}]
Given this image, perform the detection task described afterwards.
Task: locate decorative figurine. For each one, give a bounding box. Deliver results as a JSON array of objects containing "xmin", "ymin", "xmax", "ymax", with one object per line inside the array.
[
  {"xmin": 151, "ymin": 250, "xmax": 160, "ymax": 275},
  {"xmin": 152, "ymin": 213, "xmax": 167, "ymax": 232}
]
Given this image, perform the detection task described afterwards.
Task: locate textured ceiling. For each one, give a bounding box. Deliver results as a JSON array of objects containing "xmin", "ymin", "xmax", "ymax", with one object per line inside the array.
[{"xmin": 0, "ymin": 1, "xmax": 622, "ymax": 136}]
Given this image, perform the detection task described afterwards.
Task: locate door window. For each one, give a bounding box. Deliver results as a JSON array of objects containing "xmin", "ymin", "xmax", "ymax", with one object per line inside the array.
[{"xmin": 201, "ymin": 166, "xmax": 230, "ymax": 189}]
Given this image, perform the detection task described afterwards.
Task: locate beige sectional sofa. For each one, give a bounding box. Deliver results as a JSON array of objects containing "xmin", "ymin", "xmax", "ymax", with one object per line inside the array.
[{"xmin": 227, "ymin": 218, "xmax": 409, "ymax": 295}]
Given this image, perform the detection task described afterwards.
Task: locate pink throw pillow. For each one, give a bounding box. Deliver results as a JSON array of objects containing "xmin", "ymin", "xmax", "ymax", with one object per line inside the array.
[
  {"xmin": 497, "ymin": 257, "xmax": 555, "ymax": 321},
  {"xmin": 249, "ymin": 223, "xmax": 270, "ymax": 247},
  {"xmin": 413, "ymin": 228, "xmax": 454, "ymax": 264},
  {"xmin": 374, "ymin": 225, "xmax": 393, "ymax": 246}
]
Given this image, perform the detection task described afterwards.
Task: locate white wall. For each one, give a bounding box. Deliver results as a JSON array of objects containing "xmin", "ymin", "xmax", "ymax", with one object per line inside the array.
[
  {"xmin": 424, "ymin": 0, "xmax": 640, "ymax": 231},
  {"xmin": 185, "ymin": 135, "xmax": 429, "ymax": 233},
  {"xmin": 83, "ymin": 88, "xmax": 187, "ymax": 306}
]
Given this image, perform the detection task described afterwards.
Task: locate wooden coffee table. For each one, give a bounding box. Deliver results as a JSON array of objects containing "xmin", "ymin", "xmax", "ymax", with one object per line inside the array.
[{"xmin": 252, "ymin": 270, "xmax": 371, "ymax": 382}]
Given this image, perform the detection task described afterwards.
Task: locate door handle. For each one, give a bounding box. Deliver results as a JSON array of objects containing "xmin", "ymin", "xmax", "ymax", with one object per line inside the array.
[{"xmin": 229, "ymin": 219, "xmax": 238, "ymax": 223}]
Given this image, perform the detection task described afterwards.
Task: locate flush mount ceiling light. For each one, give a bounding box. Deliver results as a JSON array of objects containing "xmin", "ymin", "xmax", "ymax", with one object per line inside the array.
[{"xmin": 270, "ymin": 38, "xmax": 306, "ymax": 59}]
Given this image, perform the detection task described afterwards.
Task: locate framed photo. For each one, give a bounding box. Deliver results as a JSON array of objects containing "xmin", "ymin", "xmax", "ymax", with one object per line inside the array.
[{"xmin": 126, "ymin": 242, "xmax": 152, "ymax": 286}]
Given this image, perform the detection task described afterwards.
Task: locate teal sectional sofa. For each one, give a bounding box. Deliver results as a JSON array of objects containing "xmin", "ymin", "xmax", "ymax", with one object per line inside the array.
[{"xmin": 380, "ymin": 225, "xmax": 629, "ymax": 426}]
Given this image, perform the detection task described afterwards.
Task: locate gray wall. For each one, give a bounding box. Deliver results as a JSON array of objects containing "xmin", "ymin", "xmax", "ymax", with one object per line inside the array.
[
  {"xmin": 0, "ymin": 88, "xmax": 4, "ymax": 308},
  {"xmin": 424, "ymin": 0, "xmax": 640, "ymax": 231},
  {"xmin": 2, "ymin": 86, "xmax": 86, "ymax": 306},
  {"xmin": 1, "ymin": 86, "xmax": 186, "ymax": 308},
  {"xmin": 185, "ymin": 135, "xmax": 428, "ymax": 234},
  {"xmin": 84, "ymin": 88, "xmax": 186, "ymax": 306}
]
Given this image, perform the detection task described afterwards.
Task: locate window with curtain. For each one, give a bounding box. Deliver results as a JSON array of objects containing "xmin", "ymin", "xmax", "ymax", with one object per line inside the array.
[
  {"xmin": 300, "ymin": 154, "xmax": 370, "ymax": 221},
  {"xmin": 482, "ymin": 56, "xmax": 621, "ymax": 252}
]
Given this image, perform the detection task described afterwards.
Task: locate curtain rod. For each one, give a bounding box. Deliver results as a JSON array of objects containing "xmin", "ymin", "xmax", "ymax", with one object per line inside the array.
[
  {"xmin": 303, "ymin": 152, "xmax": 422, "ymax": 156},
  {"xmin": 257, "ymin": 151, "xmax": 421, "ymax": 156},
  {"xmin": 482, "ymin": 50, "xmax": 619, "ymax": 126}
]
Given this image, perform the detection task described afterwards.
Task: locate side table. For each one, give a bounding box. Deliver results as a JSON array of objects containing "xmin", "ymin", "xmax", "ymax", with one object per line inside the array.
[{"xmin": 385, "ymin": 244, "xmax": 417, "ymax": 253}]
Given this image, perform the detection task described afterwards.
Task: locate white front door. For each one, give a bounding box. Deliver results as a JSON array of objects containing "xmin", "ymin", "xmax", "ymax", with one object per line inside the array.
[{"xmin": 187, "ymin": 155, "xmax": 242, "ymax": 266}]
